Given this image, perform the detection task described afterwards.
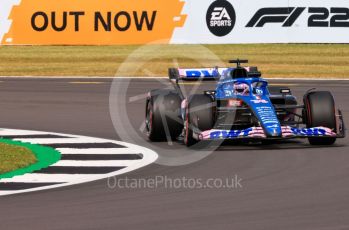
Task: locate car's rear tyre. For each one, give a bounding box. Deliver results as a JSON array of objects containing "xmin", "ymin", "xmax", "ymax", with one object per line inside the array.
[
  {"xmin": 184, "ymin": 94, "xmax": 215, "ymax": 147},
  {"xmin": 304, "ymin": 91, "xmax": 336, "ymax": 145},
  {"xmin": 145, "ymin": 89, "xmax": 183, "ymax": 141},
  {"xmin": 168, "ymin": 68, "xmax": 179, "ymax": 80}
]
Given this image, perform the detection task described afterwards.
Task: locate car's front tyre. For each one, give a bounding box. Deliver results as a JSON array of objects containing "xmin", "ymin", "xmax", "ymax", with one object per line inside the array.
[
  {"xmin": 304, "ymin": 91, "xmax": 337, "ymax": 145},
  {"xmin": 184, "ymin": 94, "xmax": 215, "ymax": 147}
]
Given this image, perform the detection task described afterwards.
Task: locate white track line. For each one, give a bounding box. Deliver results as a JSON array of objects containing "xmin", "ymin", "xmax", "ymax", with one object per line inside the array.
[
  {"xmin": 52, "ymin": 160, "xmax": 138, "ymax": 167},
  {"xmin": 13, "ymin": 137, "xmax": 109, "ymax": 144},
  {"xmin": 0, "ymin": 129, "xmax": 45, "ymax": 135},
  {"xmin": 0, "ymin": 174, "xmax": 100, "ymax": 183},
  {"xmin": 57, "ymin": 148, "xmax": 141, "ymax": 154}
]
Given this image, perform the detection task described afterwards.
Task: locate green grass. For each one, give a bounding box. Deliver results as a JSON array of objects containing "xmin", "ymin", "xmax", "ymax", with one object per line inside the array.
[
  {"xmin": 0, "ymin": 44, "xmax": 349, "ymax": 78},
  {"xmin": 0, "ymin": 142, "xmax": 37, "ymax": 174}
]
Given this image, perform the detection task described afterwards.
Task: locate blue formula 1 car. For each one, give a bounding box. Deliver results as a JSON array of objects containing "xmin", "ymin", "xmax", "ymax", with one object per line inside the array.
[{"xmin": 145, "ymin": 59, "xmax": 345, "ymax": 147}]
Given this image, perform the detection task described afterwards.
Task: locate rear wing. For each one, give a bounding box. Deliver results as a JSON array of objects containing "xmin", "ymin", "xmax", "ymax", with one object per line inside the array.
[{"xmin": 169, "ymin": 67, "xmax": 261, "ymax": 80}]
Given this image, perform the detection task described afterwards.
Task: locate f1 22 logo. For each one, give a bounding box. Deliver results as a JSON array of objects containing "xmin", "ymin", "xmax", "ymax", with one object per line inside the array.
[
  {"xmin": 247, "ymin": 7, "xmax": 349, "ymax": 27},
  {"xmin": 206, "ymin": 0, "xmax": 236, "ymax": 37}
]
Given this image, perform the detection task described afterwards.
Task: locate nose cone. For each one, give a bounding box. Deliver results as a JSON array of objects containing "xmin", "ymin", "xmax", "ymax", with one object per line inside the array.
[
  {"xmin": 265, "ymin": 126, "xmax": 282, "ymax": 137},
  {"xmin": 243, "ymin": 96, "xmax": 282, "ymax": 137}
]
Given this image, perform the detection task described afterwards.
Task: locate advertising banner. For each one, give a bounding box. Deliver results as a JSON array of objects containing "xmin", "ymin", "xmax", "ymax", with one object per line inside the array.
[{"xmin": 1, "ymin": 0, "xmax": 349, "ymax": 45}]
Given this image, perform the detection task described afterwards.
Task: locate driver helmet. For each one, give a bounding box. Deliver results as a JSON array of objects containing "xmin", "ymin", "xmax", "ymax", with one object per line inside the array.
[{"xmin": 233, "ymin": 83, "xmax": 250, "ymax": 95}]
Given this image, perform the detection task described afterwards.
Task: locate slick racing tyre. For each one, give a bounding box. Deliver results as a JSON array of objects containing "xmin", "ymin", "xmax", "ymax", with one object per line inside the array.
[
  {"xmin": 168, "ymin": 68, "xmax": 180, "ymax": 80},
  {"xmin": 145, "ymin": 89, "xmax": 183, "ymax": 141},
  {"xmin": 184, "ymin": 94, "xmax": 214, "ymax": 147},
  {"xmin": 304, "ymin": 91, "xmax": 337, "ymax": 145}
]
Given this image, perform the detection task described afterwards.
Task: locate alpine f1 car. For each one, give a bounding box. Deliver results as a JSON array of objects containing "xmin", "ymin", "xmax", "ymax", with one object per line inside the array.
[{"xmin": 145, "ymin": 59, "xmax": 345, "ymax": 147}]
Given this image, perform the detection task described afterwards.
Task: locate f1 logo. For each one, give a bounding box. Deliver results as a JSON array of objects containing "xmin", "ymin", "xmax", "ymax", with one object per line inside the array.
[
  {"xmin": 246, "ymin": 7, "xmax": 305, "ymax": 27},
  {"xmin": 211, "ymin": 7, "xmax": 231, "ymax": 21},
  {"xmin": 247, "ymin": 7, "xmax": 349, "ymax": 28}
]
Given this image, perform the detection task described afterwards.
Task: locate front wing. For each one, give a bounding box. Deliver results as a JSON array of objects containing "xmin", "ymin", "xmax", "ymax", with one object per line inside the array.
[
  {"xmin": 198, "ymin": 126, "xmax": 342, "ymax": 141},
  {"xmin": 196, "ymin": 109, "xmax": 345, "ymax": 141}
]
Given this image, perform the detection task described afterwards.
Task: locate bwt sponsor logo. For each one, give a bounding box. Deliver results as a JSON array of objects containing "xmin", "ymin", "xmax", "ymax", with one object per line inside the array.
[
  {"xmin": 206, "ymin": 0, "xmax": 236, "ymax": 37},
  {"xmin": 291, "ymin": 127, "xmax": 327, "ymax": 136},
  {"xmin": 210, "ymin": 128, "xmax": 253, "ymax": 139},
  {"xmin": 247, "ymin": 7, "xmax": 349, "ymax": 28},
  {"xmin": 185, "ymin": 69, "xmax": 218, "ymax": 78}
]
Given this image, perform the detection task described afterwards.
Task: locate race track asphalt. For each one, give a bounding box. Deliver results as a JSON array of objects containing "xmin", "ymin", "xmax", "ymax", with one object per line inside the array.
[{"xmin": 0, "ymin": 77, "xmax": 348, "ymax": 230}]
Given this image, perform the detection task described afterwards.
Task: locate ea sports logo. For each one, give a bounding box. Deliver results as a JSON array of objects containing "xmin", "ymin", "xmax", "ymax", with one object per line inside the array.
[{"xmin": 206, "ymin": 0, "xmax": 236, "ymax": 37}]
